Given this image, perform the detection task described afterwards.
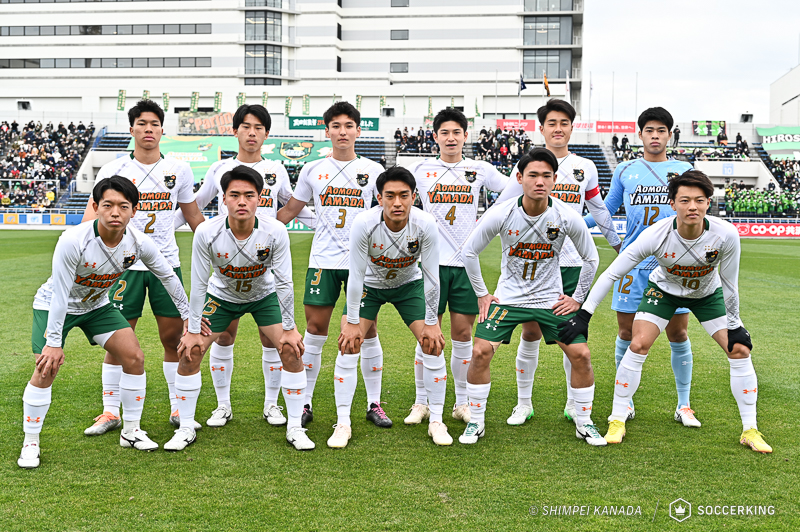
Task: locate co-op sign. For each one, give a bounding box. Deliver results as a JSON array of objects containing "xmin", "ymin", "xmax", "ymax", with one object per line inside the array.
[{"xmin": 735, "ymin": 223, "xmax": 800, "ymax": 237}]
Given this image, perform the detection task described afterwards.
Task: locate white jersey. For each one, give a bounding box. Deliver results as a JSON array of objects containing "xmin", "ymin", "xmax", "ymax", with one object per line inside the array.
[
  {"xmin": 583, "ymin": 216, "xmax": 743, "ymax": 328},
  {"xmin": 96, "ymin": 154, "xmax": 194, "ymax": 270},
  {"xmin": 463, "ymin": 196, "xmax": 599, "ymax": 308},
  {"xmin": 188, "ymin": 157, "xmax": 316, "ymax": 228},
  {"xmin": 189, "ymin": 214, "xmax": 295, "ymax": 333},
  {"xmin": 496, "ymin": 153, "xmax": 620, "ymax": 266},
  {"xmin": 34, "ymin": 220, "xmax": 189, "ymax": 347},
  {"xmin": 347, "ymin": 206, "xmax": 440, "ymax": 326},
  {"xmin": 409, "ymin": 157, "xmax": 509, "ymax": 267},
  {"xmin": 292, "ymin": 156, "xmax": 383, "ymax": 269}
]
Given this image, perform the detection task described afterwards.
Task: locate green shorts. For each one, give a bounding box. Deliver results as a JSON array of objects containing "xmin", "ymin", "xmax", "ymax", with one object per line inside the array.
[
  {"xmin": 560, "ymin": 266, "xmax": 580, "ymax": 297},
  {"xmin": 636, "ymin": 281, "xmax": 726, "ymax": 335},
  {"xmin": 202, "ymin": 292, "xmax": 282, "ymax": 333},
  {"xmin": 32, "ymin": 304, "xmax": 131, "ymax": 354},
  {"xmin": 358, "ymin": 279, "xmax": 425, "ymax": 326},
  {"xmin": 304, "ymin": 268, "xmax": 349, "ymax": 307},
  {"xmin": 108, "ymin": 267, "xmax": 184, "ymax": 320},
  {"xmin": 438, "ymin": 265, "xmax": 479, "ymax": 316},
  {"xmin": 475, "ymin": 304, "xmax": 586, "ymax": 345}
]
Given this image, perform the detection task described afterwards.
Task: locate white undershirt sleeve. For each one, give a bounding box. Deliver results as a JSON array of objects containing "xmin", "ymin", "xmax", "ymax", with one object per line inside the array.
[
  {"xmin": 563, "ymin": 210, "xmax": 600, "ymax": 304},
  {"xmin": 420, "ymin": 217, "xmax": 441, "ymax": 325},
  {"xmin": 346, "ymin": 215, "xmax": 370, "ymax": 325},
  {"xmin": 139, "ymin": 233, "xmax": 190, "ymax": 321},
  {"xmin": 270, "ymin": 226, "xmax": 296, "ymax": 330},
  {"xmin": 463, "ymin": 204, "xmax": 506, "ymax": 298},
  {"xmin": 45, "ymin": 234, "xmax": 82, "ymax": 347},
  {"xmin": 188, "ymin": 228, "xmax": 213, "ymax": 334},
  {"xmin": 718, "ymin": 229, "xmax": 743, "ymax": 329},
  {"xmin": 585, "ymin": 193, "xmax": 622, "ymax": 248},
  {"xmin": 277, "ymin": 171, "xmax": 316, "ymax": 228}
]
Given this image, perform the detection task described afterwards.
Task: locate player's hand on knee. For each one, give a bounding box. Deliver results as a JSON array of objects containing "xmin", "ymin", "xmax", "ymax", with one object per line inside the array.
[
  {"xmin": 727, "ymin": 326, "xmax": 752, "ymax": 353},
  {"xmin": 552, "ymin": 294, "xmax": 580, "ymax": 316},
  {"xmin": 36, "ymin": 346, "xmax": 65, "ymax": 379},
  {"xmin": 477, "ymin": 294, "xmax": 499, "ymax": 323},
  {"xmin": 280, "ymin": 328, "xmax": 305, "ymax": 359},
  {"xmin": 338, "ymin": 322, "xmax": 363, "ymax": 354},
  {"xmin": 421, "ymin": 324, "xmax": 445, "ymax": 356},
  {"xmin": 557, "ymin": 309, "xmax": 592, "ymax": 344}
]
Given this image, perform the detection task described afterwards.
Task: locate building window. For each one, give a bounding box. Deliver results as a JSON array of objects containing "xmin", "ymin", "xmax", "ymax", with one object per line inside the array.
[
  {"xmin": 523, "ymin": 49, "xmax": 571, "ymax": 79},
  {"xmin": 523, "ymin": 16, "xmax": 571, "ymax": 45},
  {"xmin": 246, "ymin": 44, "xmax": 281, "ymax": 75},
  {"xmin": 524, "ymin": 0, "xmax": 573, "ymax": 11},
  {"xmin": 245, "ymin": 11, "xmax": 282, "ymax": 42},
  {"xmin": 337, "ymin": 56, "xmax": 342, "ymax": 72},
  {"xmin": 244, "ymin": 0, "xmax": 283, "ymax": 7},
  {"xmin": 337, "ymin": 23, "xmax": 342, "ymax": 40},
  {"xmin": 390, "ymin": 62, "xmax": 408, "ymax": 73},
  {"xmin": 244, "ymin": 78, "xmax": 281, "ymax": 85},
  {"xmin": 390, "ymin": 29, "xmax": 409, "ymax": 40},
  {"xmin": 0, "ymin": 24, "xmax": 211, "ymax": 36},
  {"xmin": 391, "ymin": 0, "xmax": 409, "ymax": 6}
]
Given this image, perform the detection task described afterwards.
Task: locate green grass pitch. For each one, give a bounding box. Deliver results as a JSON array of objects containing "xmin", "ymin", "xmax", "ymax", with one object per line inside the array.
[{"xmin": 0, "ymin": 230, "xmax": 798, "ymax": 531}]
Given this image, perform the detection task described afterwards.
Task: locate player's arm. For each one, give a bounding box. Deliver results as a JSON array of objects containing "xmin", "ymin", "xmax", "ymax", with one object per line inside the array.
[
  {"xmin": 174, "ymin": 170, "xmax": 217, "ymax": 229},
  {"xmin": 483, "ymin": 161, "xmax": 511, "ymax": 193},
  {"xmin": 178, "ymin": 201, "xmax": 204, "ymax": 232},
  {"xmin": 554, "ymin": 210, "xmax": 600, "ymax": 316},
  {"xmin": 494, "ymin": 163, "xmax": 522, "ymax": 204},
  {"xmin": 462, "ymin": 205, "xmax": 504, "ymax": 322},
  {"xmin": 39, "ymin": 234, "xmax": 81, "ymax": 377},
  {"xmin": 276, "ymin": 164, "xmax": 313, "ymax": 224},
  {"xmin": 583, "ymin": 161, "xmax": 622, "ymax": 251},
  {"xmin": 175, "ymin": 166, "xmax": 204, "ymax": 231},
  {"xmin": 341, "ymin": 214, "xmax": 370, "ymax": 354},
  {"xmin": 177, "ymin": 227, "xmax": 213, "ymax": 360},
  {"xmin": 718, "ymin": 226, "xmax": 750, "ymax": 351},
  {"xmin": 137, "ymin": 231, "xmax": 190, "ymax": 321},
  {"xmin": 277, "ymin": 170, "xmax": 316, "ymax": 228},
  {"xmin": 584, "ymin": 165, "xmax": 626, "ymax": 229},
  {"xmin": 419, "ymin": 216, "xmax": 445, "ymax": 356},
  {"xmin": 270, "ymin": 224, "xmax": 304, "ymax": 358}
]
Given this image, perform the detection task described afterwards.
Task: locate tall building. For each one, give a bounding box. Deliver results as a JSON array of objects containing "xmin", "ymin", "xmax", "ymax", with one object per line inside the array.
[{"xmin": 0, "ymin": 0, "xmax": 584, "ymax": 127}]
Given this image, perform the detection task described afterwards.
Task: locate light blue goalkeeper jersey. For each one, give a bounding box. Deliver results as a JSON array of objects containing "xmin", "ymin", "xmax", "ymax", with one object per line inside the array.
[{"xmin": 586, "ymin": 158, "xmax": 692, "ymax": 269}]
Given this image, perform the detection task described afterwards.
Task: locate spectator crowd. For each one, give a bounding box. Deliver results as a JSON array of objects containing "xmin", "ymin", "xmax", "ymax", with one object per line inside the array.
[{"xmin": 725, "ymin": 182, "xmax": 798, "ymax": 217}]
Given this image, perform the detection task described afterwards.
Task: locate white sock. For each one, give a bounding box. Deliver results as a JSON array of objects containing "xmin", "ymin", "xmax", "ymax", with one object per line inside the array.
[
  {"xmin": 729, "ymin": 357, "xmax": 758, "ymax": 431},
  {"xmin": 24, "ymin": 432, "xmax": 39, "ymax": 445},
  {"xmin": 450, "ymin": 340, "xmax": 472, "ymax": 406},
  {"xmin": 423, "ymin": 354, "xmax": 447, "ymax": 423},
  {"xmin": 22, "ymin": 383, "xmax": 51, "ymax": 435},
  {"xmin": 563, "ymin": 352, "xmax": 574, "ymax": 403},
  {"xmin": 162, "ymin": 361, "xmax": 178, "ymax": 412},
  {"xmin": 302, "ymin": 332, "xmax": 327, "ymax": 408},
  {"xmin": 120, "ymin": 371, "xmax": 146, "ymax": 431},
  {"xmin": 467, "ymin": 382, "xmax": 491, "ymax": 425},
  {"xmin": 414, "ymin": 343, "xmax": 427, "ymax": 405},
  {"xmin": 281, "ymin": 369, "xmax": 307, "ymax": 430},
  {"xmin": 515, "ymin": 339, "xmax": 540, "ymax": 408},
  {"xmin": 262, "ymin": 347, "xmax": 282, "ymax": 408},
  {"xmin": 572, "ymin": 384, "xmax": 595, "ymax": 426},
  {"xmin": 361, "ymin": 335, "xmax": 383, "ymax": 407},
  {"xmin": 102, "ymin": 363, "xmax": 122, "ymax": 416},
  {"xmin": 209, "ymin": 343, "xmax": 234, "ymax": 408},
  {"xmin": 610, "ymin": 348, "xmax": 647, "ymax": 422},
  {"xmin": 334, "ymin": 352, "xmax": 359, "ymax": 426},
  {"xmin": 175, "ymin": 372, "xmax": 202, "ymax": 430}
]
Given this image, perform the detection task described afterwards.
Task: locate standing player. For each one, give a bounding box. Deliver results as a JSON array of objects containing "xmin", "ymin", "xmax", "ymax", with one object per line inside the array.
[
  {"xmin": 170, "ymin": 166, "xmax": 309, "ymax": 451},
  {"xmin": 18, "ymin": 177, "xmax": 190, "ymax": 468},
  {"xmin": 558, "ymin": 170, "xmax": 771, "ymax": 452},
  {"xmin": 174, "ymin": 104, "xmax": 316, "ymax": 428},
  {"xmin": 584, "ymin": 107, "xmax": 698, "ymax": 427},
  {"xmin": 82, "ymin": 100, "xmax": 205, "ymax": 435},
  {"xmin": 277, "ymin": 102, "xmax": 389, "ymax": 429},
  {"xmin": 336, "ymin": 166, "xmax": 447, "ymax": 447},
  {"xmin": 460, "ymin": 149, "xmax": 605, "ymax": 446},
  {"xmin": 495, "ymin": 99, "xmax": 621, "ymax": 425},
  {"xmin": 405, "ymin": 107, "xmax": 509, "ymax": 425}
]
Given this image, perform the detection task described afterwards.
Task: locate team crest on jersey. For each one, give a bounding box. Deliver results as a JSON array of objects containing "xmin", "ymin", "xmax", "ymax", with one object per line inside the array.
[
  {"xmin": 361, "ymin": 289, "xmax": 368, "ymax": 299},
  {"xmin": 643, "ymin": 287, "xmax": 663, "ymax": 299},
  {"xmin": 464, "ymin": 170, "xmax": 477, "ymax": 183},
  {"xmin": 573, "ymin": 169, "xmax": 585, "ymax": 182},
  {"xmin": 265, "ymin": 173, "xmax": 277, "ymax": 186},
  {"xmin": 280, "ymin": 141, "xmax": 313, "ymax": 161},
  {"xmin": 257, "ymin": 245, "xmax": 271, "ymax": 261},
  {"xmin": 705, "ymin": 249, "xmax": 719, "ymax": 264},
  {"xmin": 667, "ymin": 172, "xmax": 680, "ymax": 180},
  {"xmin": 123, "ymin": 253, "xmax": 137, "ymax": 269},
  {"xmin": 356, "ymin": 173, "xmax": 369, "ymax": 186},
  {"xmin": 407, "ymin": 238, "xmax": 420, "ymax": 254},
  {"xmin": 546, "ymin": 225, "xmax": 560, "ymax": 241},
  {"xmin": 164, "ymin": 174, "xmax": 176, "ymax": 189}
]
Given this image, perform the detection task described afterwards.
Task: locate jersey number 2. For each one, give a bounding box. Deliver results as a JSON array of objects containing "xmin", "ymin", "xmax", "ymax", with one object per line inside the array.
[{"xmin": 144, "ymin": 212, "xmax": 157, "ymax": 233}]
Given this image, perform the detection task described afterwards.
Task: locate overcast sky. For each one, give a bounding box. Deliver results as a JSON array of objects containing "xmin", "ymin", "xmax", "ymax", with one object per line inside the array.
[{"xmin": 582, "ymin": 0, "xmax": 800, "ymax": 123}]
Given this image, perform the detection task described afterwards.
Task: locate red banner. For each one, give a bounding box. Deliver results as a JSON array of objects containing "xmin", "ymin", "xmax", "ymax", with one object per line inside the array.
[
  {"xmin": 733, "ymin": 223, "xmax": 800, "ymax": 237},
  {"xmin": 596, "ymin": 121, "xmax": 636, "ymax": 133},
  {"xmin": 496, "ymin": 119, "xmax": 537, "ymax": 132}
]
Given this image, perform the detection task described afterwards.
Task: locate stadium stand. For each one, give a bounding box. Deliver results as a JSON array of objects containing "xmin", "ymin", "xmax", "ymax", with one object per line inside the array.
[
  {"xmin": 616, "ymin": 142, "xmax": 753, "ymax": 164},
  {"xmin": 94, "ymin": 132, "xmax": 132, "ymax": 151}
]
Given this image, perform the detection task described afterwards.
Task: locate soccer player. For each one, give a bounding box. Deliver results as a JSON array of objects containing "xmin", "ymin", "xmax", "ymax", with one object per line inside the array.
[
  {"xmin": 558, "ymin": 170, "xmax": 771, "ymax": 453},
  {"xmin": 584, "ymin": 107, "xmax": 697, "ymax": 427},
  {"xmin": 460, "ymin": 149, "xmax": 605, "ymax": 446},
  {"xmin": 174, "ymin": 104, "xmax": 316, "ymax": 428},
  {"xmin": 495, "ymin": 99, "xmax": 621, "ymax": 425},
  {"xmin": 277, "ymin": 102, "xmax": 389, "ymax": 429},
  {"xmin": 336, "ymin": 166, "xmax": 447, "ymax": 447},
  {"xmin": 405, "ymin": 107, "xmax": 510, "ymax": 425},
  {"xmin": 170, "ymin": 166, "xmax": 309, "ymax": 451},
  {"xmin": 18, "ymin": 176, "xmax": 190, "ymax": 469},
  {"xmin": 82, "ymin": 100, "xmax": 205, "ymax": 436}
]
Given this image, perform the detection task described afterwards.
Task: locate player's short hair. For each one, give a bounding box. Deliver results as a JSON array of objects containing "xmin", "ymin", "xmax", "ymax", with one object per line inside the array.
[
  {"xmin": 433, "ymin": 107, "xmax": 468, "ymax": 133},
  {"xmin": 668, "ymin": 170, "xmax": 715, "ymax": 200},
  {"xmin": 537, "ymin": 98, "xmax": 576, "ymax": 124},
  {"xmin": 93, "ymin": 175, "xmax": 139, "ymax": 206},
  {"xmin": 376, "ymin": 166, "xmax": 416, "ymax": 194},
  {"xmin": 128, "ymin": 99, "xmax": 165, "ymax": 127},
  {"xmin": 323, "ymin": 101, "xmax": 360, "ymax": 127},
  {"xmin": 220, "ymin": 165, "xmax": 264, "ymax": 194},
  {"xmin": 637, "ymin": 107, "xmax": 674, "ymax": 132},
  {"xmin": 233, "ymin": 104, "xmax": 271, "ymax": 131},
  {"xmin": 517, "ymin": 147, "xmax": 558, "ymax": 175}
]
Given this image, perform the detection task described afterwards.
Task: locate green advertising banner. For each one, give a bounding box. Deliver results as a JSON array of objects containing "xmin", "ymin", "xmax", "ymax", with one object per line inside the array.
[
  {"xmin": 190, "ymin": 92, "xmax": 200, "ymax": 113},
  {"xmin": 143, "ymin": 90, "xmax": 150, "ymax": 101},
  {"xmin": 127, "ymin": 136, "xmax": 335, "ymax": 182},
  {"xmin": 356, "ymin": 95, "xmax": 362, "ymax": 112},
  {"xmin": 475, "ymin": 99, "xmax": 480, "ymax": 117},
  {"xmin": 359, "ymin": 117, "xmax": 379, "ymax": 131},
  {"xmin": 162, "ymin": 92, "xmax": 170, "ymax": 111},
  {"xmin": 117, "ymin": 90, "xmax": 126, "ymax": 111},
  {"xmin": 288, "ymin": 116, "xmax": 380, "ymax": 131},
  {"xmin": 214, "ymin": 92, "xmax": 222, "ymax": 113},
  {"xmin": 237, "ymin": 92, "xmax": 246, "ymax": 107},
  {"xmin": 302, "ymin": 94, "xmax": 310, "ymax": 115},
  {"xmin": 262, "ymin": 92, "xmax": 268, "ymax": 107},
  {"xmin": 285, "ymin": 96, "xmax": 293, "ymax": 115},
  {"xmin": 692, "ymin": 120, "xmax": 727, "ymax": 137},
  {"xmin": 757, "ymin": 126, "xmax": 800, "ymax": 160}
]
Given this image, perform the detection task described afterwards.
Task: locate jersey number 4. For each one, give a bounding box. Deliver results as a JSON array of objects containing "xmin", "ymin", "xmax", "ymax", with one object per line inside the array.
[{"xmin": 444, "ymin": 206, "xmax": 456, "ymax": 226}]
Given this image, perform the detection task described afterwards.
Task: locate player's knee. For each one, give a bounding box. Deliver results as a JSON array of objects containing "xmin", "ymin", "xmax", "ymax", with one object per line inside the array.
[
  {"xmin": 728, "ymin": 344, "xmax": 750, "ymax": 359},
  {"xmin": 568, "ymin": 345, "xmax": 591, "ymax": 368},
  {"xmin": 629, "ymin": 338, "xmax": 650, "ymax": 356},
  {"xmin": 665, "ymin": 327, "xmax": 688, "ymax": 343},
  {"xmin": 217, "ymin": 331, "xmax": 235, "ymax": 346},
  {"xmin": 126, "ymin": 348, "xmax": 145, "ymax": 370},
  {"xmin": 618, "ymin": 327, "xmax": 633, "ymax": 342},
  {"xmin": 451, "ymin": 329, "xmax": 472, "ymax": 343},
  {"xmin": 471, "ymin": 342, "xmax": 494, "ymax": 368},
  {"xmin": 521, "ymin": 329, "xmax": 542, "ymax": 342}
]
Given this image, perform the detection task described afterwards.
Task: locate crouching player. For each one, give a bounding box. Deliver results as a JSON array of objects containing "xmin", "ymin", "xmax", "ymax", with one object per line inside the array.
[
  {"xmin": 460, "ymin": 149, "xmax": 605, "ymax": 446},
  {"xmin": 172, "ymin": 166, "xmax": 308, "ymax": 451},
  {"xmin": 558, "ymin": 170, "xmax": 771, "ymax": 452},
  {"xmin": 19, "ymin": 176, "xmax": 190, "ymax": 468},
  {"xmin": 336, "ymin": 166, "xmax": 448, "ymax": 448}
]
